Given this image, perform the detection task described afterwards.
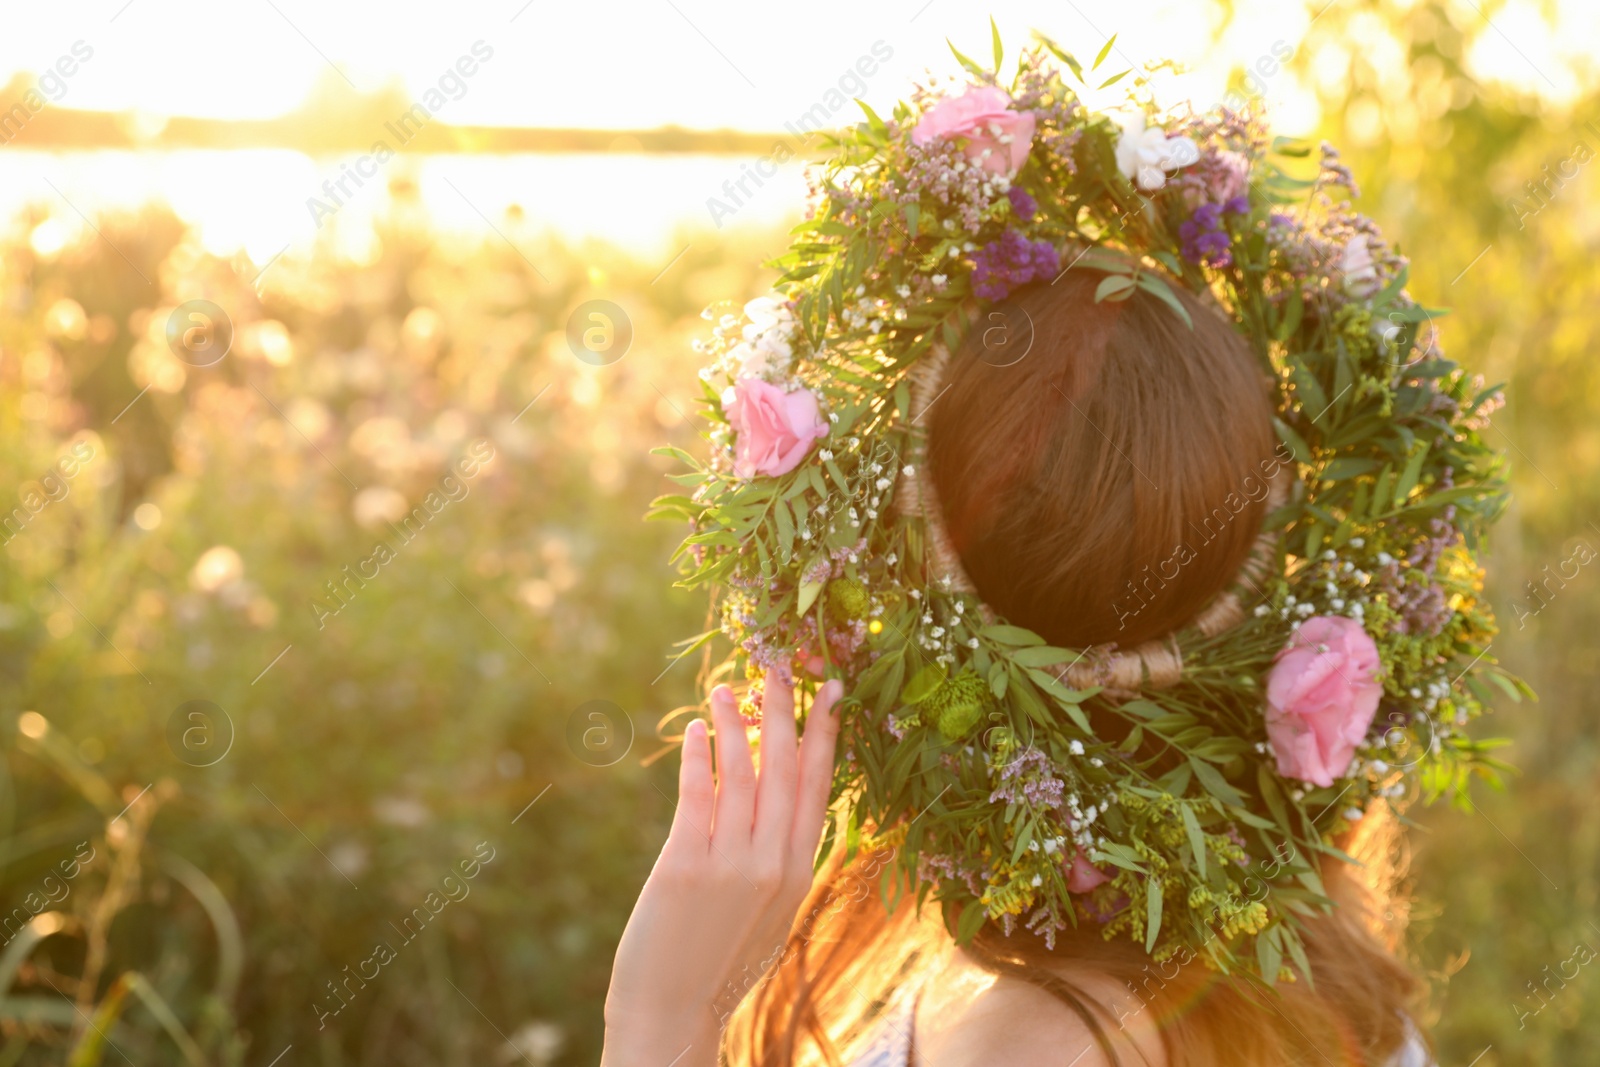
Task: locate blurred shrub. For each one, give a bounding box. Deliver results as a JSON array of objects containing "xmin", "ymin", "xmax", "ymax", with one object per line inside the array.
[{"xmin": 0, "ymin": 197, "xmax": 779, "ymax": 1064}]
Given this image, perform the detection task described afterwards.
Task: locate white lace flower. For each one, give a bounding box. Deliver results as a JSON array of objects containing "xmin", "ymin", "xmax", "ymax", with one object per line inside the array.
[
  {"xmin": 1114, "ymin": 113, "xmax": 1200, "ymax": 191},
  {"xmin": 1340, "ymin": 234, "xmax": 1380, "ymax": 298}
]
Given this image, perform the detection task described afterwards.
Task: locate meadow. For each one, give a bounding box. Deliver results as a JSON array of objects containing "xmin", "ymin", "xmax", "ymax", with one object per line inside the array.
[{"xmin": 2, "ymin": 4, "xmax": 1600, "ymax": 1065}]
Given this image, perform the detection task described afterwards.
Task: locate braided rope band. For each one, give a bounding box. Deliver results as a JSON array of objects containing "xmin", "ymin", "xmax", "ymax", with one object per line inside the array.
[{"xmin": 897, "ymin": 339, "xmax": 1291, "ymax": 698}]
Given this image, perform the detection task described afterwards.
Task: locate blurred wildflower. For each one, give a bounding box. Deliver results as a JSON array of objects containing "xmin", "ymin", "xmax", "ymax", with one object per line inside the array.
[
  {"xmin": 353, "ymin": 486, "xmax": 409, "ymax": 529},
  {"xmin": 190, "ymin": 545, "xmax": 244, "ymax": 593}
]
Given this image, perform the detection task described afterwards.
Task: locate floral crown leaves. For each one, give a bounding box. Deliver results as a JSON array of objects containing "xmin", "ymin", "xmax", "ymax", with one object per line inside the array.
[{"xmin": 652, "ymin": 28, "xmax": 1530, "ymax": 984}]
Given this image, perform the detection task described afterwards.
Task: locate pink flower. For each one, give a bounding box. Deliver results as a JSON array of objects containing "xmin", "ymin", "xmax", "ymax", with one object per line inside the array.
[
  {"xmin": 722, "ymin": 377, "xmax": 828, "ymax": 479},
  {"xmin": 911, "ymin": 86, "xmax": 1036, "ymax": 175},
  {"xmin": 1265, "ymin": 616, "xmax": 1383, "ymax": 788},
  {"xmin": 1065, "ymin": 850, "xmax": 1111, "ymax": 893},
  {"xmin": 1206, "ymin": 149, "xmax": 1250, "ymax": 204}
]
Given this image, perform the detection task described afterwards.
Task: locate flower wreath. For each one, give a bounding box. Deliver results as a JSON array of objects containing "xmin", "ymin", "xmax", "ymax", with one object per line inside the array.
[{"xmin": 653, "ymin": 28, "xmax": 1529, "ymax": 981}]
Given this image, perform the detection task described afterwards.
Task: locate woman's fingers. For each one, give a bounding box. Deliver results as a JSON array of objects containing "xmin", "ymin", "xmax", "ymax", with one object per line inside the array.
[
  {"xmin": 708, "ymin": 686, "xmax": 757, "ymax": 848},
  {"xmin": 791, "ymin": 679, "xmax": 844, "ymax": 862},
  {"xmin": 668, "ymin": 718, "xmax": 714, "ymax": 855},
  {"xmin": 752, "ymin": 669, "xmax": 799, "ymax": 847}
]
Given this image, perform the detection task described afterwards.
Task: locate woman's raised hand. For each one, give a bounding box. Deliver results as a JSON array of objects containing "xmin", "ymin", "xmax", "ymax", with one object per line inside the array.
[{"xmin": 601, "ymin": 670, "xmax": 845, "ymax": 1067}]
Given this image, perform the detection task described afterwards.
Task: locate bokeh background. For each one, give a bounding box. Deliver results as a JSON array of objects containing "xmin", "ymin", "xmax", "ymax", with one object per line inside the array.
[{"xmin": 0, "ymin": 1, "xmax": 1596, "ymax": 1063}]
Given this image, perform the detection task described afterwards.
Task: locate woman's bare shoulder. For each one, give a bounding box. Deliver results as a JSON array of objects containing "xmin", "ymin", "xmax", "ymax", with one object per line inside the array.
[{"xmin": 913, "ymin": 948, "xmax": 1167, "ymax": 1067}]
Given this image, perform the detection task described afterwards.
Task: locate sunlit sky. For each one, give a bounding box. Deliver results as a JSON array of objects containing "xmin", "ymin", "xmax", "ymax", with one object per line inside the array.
[
  {"xmin": 2, "ymin": 0, "xmax": 1595, "ymax": 129},
  {"xmin": 2, "ymin": 0, "xmax": 1595, "ymax": 261}
]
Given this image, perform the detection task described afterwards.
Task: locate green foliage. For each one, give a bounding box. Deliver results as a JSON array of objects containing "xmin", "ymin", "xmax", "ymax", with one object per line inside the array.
[{"xmin": 0, "ymin": 202, "xmax": 748, "ymax": 1065}]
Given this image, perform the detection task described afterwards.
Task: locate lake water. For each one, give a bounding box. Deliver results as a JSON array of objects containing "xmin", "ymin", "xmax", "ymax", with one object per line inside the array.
[{"xmin": 0, "ymin": 149, "xmax": 811, "ymax": 265}]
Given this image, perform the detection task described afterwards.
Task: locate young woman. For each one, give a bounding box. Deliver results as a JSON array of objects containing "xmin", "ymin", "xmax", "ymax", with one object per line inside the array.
[
  {"xmin": 604, "ymin": 275, "xmax": 1426, "ymax": 1066},
  {"xmin": 605, "ymin": 38, "xmax": 1510, "ymax": 1067}
]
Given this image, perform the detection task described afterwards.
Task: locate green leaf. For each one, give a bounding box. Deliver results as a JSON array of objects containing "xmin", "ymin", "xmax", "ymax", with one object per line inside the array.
[
  {"xmin": 947, "ymin": 40, "xmax": 986, "ymax": 78},
  {"xmin": 902, "ymin": 663, "xmax": 947, "ymax": 705},
  {"xmin": 1144, "ymin": 878, "xmax": 1163, "ymax": 952},
  {"xmin": 1288, "ymin": 365, "xmax": 1327, "ymax": 419},
  {"xmin": 1273, "ymin": 417, "xmax": 1313, "ymax": 465},
  {"xmin": 1395, "ymin": 442, "xmax": 1430, "ymax": 505},
  {"xmin": 990, "ymin": 16, "xmax": 1004, "ymax": 71},
  {"xmin": 1285, "ymin": 930, "xmax": 1313, "ymax": 987},
  {"xmin": 1276, "ymin": 286, "xmax": 1304, "ymax": 341},
  {"xmin": 1009, "ymin": 645, "xmax": 1079, "ymax": 668},
  {"xmin": 1181, "ymin": 803, "xmax": 1207, "ymax": 879},
  {"xmin": 893, "ymin": 377, "xmax": 911, "ymax": 420},
  {"xmin": 988, "ymin": 661, "xmax": 1009, "ymax": 700},
  {"xmin": 1189, "ymin": 757, "xmax": 1246, "ymax": 806},
  {"xmin": 1094, "ymin": 274, "xmax": 1137, "ymax": 303},
  {"xmin": 1134, "ymin": 273, "xmax": 1193, "ymax": 329},
  {"xmin": 982, "ymin": 624, "xmax": 1046, "ymax": 646},
  {"xmin": 797, "ymin": 578, "xmax": 824, "ymax": 616},
  {"xmin": 1098, "ymin": 70, "xmax": 1130, "ymax": 89},
  {"xmin": 1092, "ymin": 34, "xmax": 1118, "ymax": 71},
  {"xmin": 855, "ymin": 98, "xmax": 887, "ymax": 135},
  {"xmin": 1257, "ymin": 926, "xmax": 1284, "ymax": 985},
  {"xmin": 1257, "ymin": 766, "xmax": 1292, "ymax": 831},
  {"xmin": 956, "ymin": 898, "xmax": 987, "ymax": 942}
]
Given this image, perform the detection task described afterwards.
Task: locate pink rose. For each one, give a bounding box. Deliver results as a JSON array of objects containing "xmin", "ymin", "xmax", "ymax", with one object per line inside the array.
[
  {"xmin": 911, "ymin": 86, "xmax": 1036, "ymax": 176},
  {"xmin": 1265, "ymin": 616, "xmax": 1383, "ymax": 788},
  {"xmin": 722, "ymin": 377, "xmax": 828, "ymax": 479},
  {"xmin": 1064, "ymin": 849, "xmax": 1111, "ymax": 893}
]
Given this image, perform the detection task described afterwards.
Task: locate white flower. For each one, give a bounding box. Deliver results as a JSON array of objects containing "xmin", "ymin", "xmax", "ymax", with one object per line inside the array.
[
  {"xmin": 1340, "ymin": 234, "xmax": 1380, "ymax": 297},
  {"xmin": 1069, "ymin": 740, "xmax": 1085, "ymax": 756},
  {"xmin": 1114, "ymin": 113, "xmax": 1200, "ymax": 191},
  {"xmin": 741, "ymin": 295, "xmax": 788, "ymax": 334}
]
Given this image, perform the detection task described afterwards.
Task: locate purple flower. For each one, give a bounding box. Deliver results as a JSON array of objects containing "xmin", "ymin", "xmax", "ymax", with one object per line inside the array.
[
  {"xmin": 1007, "ymin": 185, "xmax": 1038, "ymax": 221},
  {"xmin": 1191, "ymin": 202, "xmax": 1223, "ymax": 229},
  {"xmin": 1178, "ymin": 204, "xmax": 1235, "ymax": 268},
  {"xmin": 988, "ymin": 746, "xmax": 1065, "ymax": 809},
  {"xmin": 1223, "ymin": 194, "xmax": 1250, "ymax": 215},
  {"xmin": 971, "ymin": 230, "xmax": 1059, "ymax": 301}
]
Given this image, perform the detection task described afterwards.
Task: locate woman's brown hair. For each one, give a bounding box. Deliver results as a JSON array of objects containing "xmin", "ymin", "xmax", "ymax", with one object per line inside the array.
[
  {"xmin": 725, "ymin": 273, "xmax": 1425, "ymax": 1065},
  {"xmin": 926, "ymin": 269, "xmax": 1276, "ymax": 649}
]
